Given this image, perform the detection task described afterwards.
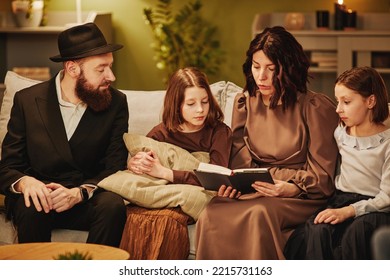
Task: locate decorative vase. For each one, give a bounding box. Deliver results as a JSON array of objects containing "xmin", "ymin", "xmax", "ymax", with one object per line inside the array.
[
  {"xmin": 11, "ymin": 0, "xmax": 44, "ymax": 28},
  {"xmin": 284, "ymin": 13, "xmax": 305, "ymax": 30}
]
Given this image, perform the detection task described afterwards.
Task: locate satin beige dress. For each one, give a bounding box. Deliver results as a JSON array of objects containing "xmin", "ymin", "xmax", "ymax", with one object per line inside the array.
[{"xmin": 196, "ymin": 91, "xmax": 339, "ymax": 259}]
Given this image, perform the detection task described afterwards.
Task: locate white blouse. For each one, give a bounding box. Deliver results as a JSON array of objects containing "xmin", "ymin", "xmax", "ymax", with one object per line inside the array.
[{"xmin": 334, "ymin": 125, "xmax": 390, "ymax": 216}]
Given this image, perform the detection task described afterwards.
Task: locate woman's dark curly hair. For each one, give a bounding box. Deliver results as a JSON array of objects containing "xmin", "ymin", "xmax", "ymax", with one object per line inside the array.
[{"xmin": 242, "ymin": 26, "xmax": 311, "ymax": 110}]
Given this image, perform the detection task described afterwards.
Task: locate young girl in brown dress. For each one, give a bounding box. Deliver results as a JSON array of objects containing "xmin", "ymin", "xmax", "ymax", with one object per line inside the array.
[{"xmin": 122, "ymin": 67, "xmax": 232, "ymax": 259}]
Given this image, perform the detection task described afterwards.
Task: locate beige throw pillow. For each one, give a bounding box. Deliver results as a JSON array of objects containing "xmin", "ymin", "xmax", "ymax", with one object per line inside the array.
[
  {"xmin": 123, "ymin": 133, "xmax": 210, "ymax": 170},
  {"xmin": 98, "ymin": 133, "xmax": 213, "ymax": 220}
]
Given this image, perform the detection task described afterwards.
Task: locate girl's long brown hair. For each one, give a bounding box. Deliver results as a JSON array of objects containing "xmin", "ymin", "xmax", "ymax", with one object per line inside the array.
[
  {"xmin": 336, "ymin": 66, "xmax": 389, "ymax": 123},
  {"xmin": 162, "ymin": 67, "xmax": 224, "ymax": 132}
]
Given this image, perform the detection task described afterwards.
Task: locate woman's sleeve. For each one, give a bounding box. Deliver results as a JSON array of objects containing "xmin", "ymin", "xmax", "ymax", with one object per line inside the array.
[
  {"xmin": 229, "ymin": 92, "xmax": 255, "ymax": 169},
  {"xmin": 352, "ymin": 149, "xmax": 390, "ymax": 216},
  {"xmin": 287, "ymin": 94, "xmax": 339, "ymax": 199}
]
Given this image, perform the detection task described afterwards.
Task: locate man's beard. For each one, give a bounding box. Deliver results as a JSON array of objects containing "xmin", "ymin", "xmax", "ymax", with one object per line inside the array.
[{"xmin": 75, "ymin": 73, "xmax": 112, "ymax": 112}]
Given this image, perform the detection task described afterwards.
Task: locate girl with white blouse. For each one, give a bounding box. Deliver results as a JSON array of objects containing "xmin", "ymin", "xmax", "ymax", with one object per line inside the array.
[{"xmin": 304, "ymin": 66, "xmax": 390, "ymax": 259}]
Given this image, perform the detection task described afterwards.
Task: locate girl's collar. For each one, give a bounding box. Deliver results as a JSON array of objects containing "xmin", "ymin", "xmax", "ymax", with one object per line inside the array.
[{"xmin": 337, "ymin": 125, "xmax": 390, "ymax": 150}]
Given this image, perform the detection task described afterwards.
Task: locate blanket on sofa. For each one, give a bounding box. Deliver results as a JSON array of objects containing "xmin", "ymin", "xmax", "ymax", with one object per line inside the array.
[{"xmin": 98, "ymin": 133, "xmax": 215, "ymax": 220}]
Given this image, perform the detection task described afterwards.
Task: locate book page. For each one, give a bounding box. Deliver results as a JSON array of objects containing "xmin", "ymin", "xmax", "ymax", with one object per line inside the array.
[
  {"xmin": 197, "ymin": 162, "xmax": 232, "ymax": 175},
  {"xmin": 233, "ymin": 168, "xmax": 269, "ymax": 174}
]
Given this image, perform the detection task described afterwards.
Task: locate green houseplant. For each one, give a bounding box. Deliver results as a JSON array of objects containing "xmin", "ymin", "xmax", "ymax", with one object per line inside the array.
[
  {"xmin": 54, "ymin": 250, "xmax": 92, "ymax": 260},
  {"xmin": 143, "ymin": 0, "xmax": 224, "ymax": 82}
]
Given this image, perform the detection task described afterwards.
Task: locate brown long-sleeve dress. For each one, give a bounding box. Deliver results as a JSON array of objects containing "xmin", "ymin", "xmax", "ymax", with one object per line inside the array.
[
  {"xmin": 120, "ymin": 122, "xmax": 232, "ymax": 259},
  {"xmin": 147, "ymin": 122, "xmax": 232, "ymax": 185},
  {"xmin": 195, "ymin": 91, "xmax": 339, "ymax": 259}
]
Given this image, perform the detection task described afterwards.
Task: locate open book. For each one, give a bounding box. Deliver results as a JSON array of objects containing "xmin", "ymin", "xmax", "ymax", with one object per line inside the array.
[{"xmin": 194, "ymin": 162, "xmax": 274, "ymax": 194}]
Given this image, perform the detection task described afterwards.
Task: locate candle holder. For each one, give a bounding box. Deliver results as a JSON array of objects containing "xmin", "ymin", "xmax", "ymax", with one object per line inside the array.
[
  {"xmin": 344, "ymin": 9, "xmax": 357, "ymax": 30},
  {"xmin": 334, "ymin": 1, "xmax": 346, "ymax": 30},
  {"xmin": 316, "ymin": 10, "xmax": 329, "ymax": 30}
]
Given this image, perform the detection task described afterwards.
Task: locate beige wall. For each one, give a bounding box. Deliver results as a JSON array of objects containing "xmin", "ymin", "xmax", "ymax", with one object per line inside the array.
[{"xmin": 2, "ymin": 0, "xmax": 389, "ymax": 90}]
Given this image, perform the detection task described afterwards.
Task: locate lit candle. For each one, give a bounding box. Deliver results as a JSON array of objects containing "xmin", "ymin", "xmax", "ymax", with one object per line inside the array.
[
  {"xmin": 76, "ymin": 0, "xmax": 82, "ymax": 24},
  {"xmin": 344, "ymin": 9, "xmax": 357, "ymax": 30},
  {"xmin": 334, "ymin": 0, "xmax": 346, "ymax": 30}
]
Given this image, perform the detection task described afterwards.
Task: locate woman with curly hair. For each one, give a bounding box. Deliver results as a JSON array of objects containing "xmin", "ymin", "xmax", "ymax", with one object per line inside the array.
[{"xmin": 196, "ymin": 26, "xmax": 339, "ymax": 259}]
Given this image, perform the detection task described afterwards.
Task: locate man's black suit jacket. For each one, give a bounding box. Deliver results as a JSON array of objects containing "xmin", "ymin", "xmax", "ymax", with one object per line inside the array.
[{"xmin": 0, "ymin": 75, "xmax": 129, "ymax": 203}]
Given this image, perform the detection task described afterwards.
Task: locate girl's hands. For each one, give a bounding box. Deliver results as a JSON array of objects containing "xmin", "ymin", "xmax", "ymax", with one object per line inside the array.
[
  {"xmin": 314, "ymin": 206, "xmax": 355, "ymax": 225},
  {"xmin": 127, "ymin": 150, "xmax": 173, "ymax": 181},
  {"xmin": 127, "ymin": 151, "xmax": 154, "ymax": 174},
  {"xmin": 143, "ymin": 151, "xmax": 173, "ymax": 181}
]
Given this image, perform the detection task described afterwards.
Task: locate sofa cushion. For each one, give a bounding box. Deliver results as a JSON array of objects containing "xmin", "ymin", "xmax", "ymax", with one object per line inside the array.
[
  {"xmin": 0, "ymin": 211, "xmax": 89, "ymax": 245},
  {"xmin": 221, "ymin": 81, "xmax": 243, "ymax": 126},
  {"xmin": 0, "ymin": 71, "xmax": 41, "ymax": 157},
  {"xmin": 0, "ymin": 72, "xmax": 229, "ymax": 157},
  {"xmin": 0, "ymin": 212, "xmax": 18, "ymax": 244},
  {"xmin": 121, "ymin": 80, "xmax": 226, "ymax": 136},
  {"xmin": 123, "ymin": 133, "xmax": 210, "ymax": 169},
  {"xmin": 123, "ymin": 89, "xmax": 166, "ymax": 136},
  {"xmin": 0, "ymin": 71, "xmax": 228, "ymax": 145}
]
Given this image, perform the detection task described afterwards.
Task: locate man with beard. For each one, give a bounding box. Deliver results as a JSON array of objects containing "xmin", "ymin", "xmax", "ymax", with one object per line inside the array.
[{"xmin": 0, "ymin": 23, "xmax": 129, "ymax": 247}]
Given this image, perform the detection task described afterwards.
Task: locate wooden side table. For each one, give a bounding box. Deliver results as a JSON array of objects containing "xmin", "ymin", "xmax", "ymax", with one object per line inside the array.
[{"xmin": 0, "ymin": 242, "xmax": 129, "ymax": 260}]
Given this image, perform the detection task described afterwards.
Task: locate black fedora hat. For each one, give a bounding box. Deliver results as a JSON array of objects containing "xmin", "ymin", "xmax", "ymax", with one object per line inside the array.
[{"xmin": 50, "ymin": 22, "xmax": 123, "ymax": 62}]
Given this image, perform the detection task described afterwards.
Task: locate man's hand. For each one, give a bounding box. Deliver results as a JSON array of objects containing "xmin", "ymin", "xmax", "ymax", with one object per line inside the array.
[
  {"xmin": 47, "ymin": 183, "xmax": 82, "ymax": 213},
  {"xmin": 15, "ymin": 176, "xmax": 53, "ymax": 213}
]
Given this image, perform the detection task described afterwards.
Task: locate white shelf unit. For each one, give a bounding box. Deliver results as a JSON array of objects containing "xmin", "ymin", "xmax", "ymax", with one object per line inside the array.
[
  {"xmin": 0, "ymin": 11, "xmax": 113, "ymax": 83},
  {"xmin": 252, "ymin": 13, "xmax": 390, "ymax": 99},
  {"xmin": 293, "ymin": 30, "xmax": 390, "ymax": 98}
]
